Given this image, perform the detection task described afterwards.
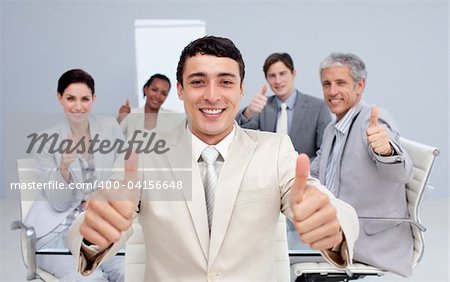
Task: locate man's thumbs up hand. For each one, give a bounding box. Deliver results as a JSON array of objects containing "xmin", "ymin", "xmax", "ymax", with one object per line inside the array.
[
  {"xmin": 290, "ymin": 154, "xmax": 309, "ymax": 205},
  {"xmin": 366, "ymin": 106, "xmax": 393, "ymax": 156},
  {"xmin": 80, "ymin": 153, "xmax": 139, "ymax": 249},
  {"xmin": 290, "ymin": 154, "xmax": 343, "ymax": 250},
  {"xmin": 243, "ymin": 85, "xmax": 268, "ymax": 119},
  {"xmin": 260, "ymin": 84, "xmax": 268, "ymax": 97},
  {"xmin": 369, "ymin": 106, "xmax": 379, "ymax": 128}
]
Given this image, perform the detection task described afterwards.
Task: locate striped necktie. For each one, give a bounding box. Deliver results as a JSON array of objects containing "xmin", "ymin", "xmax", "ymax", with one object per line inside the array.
[{"xmin": 201, "ymin": 146, "xmax": 220, "ymax": 232}]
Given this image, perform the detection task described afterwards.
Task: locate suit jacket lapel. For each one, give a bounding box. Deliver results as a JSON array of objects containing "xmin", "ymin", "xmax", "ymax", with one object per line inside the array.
[
  {"xmin": 164, "ymin": 120, "xmax": 210, "ymax": 261},
  {"xmin": 262, "ymin": 97, "xmax": 278, "ymax": 132},
  {"xmin": 318, "ymin": 124, "xmax": 335, "ymax": 184},
  {"xmin": 208, "ymin": 125, "xmax": 256, "ymax": 267},
  {"xmin": 332, "ymin": 104, "xmax": 364, "ymax": 195},
  {"xmin": 289, "ymin": 90, "xmax": 307, "ymax": 138}
]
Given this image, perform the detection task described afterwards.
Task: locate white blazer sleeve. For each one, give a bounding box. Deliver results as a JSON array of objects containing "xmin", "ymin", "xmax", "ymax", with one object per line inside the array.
[{"xmin": 68, "ymin": 212, "xmax": 132, "ymax": 276}]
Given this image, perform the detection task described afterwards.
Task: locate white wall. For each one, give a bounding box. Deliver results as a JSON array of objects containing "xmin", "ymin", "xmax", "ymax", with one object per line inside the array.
[
  {"xmin": 134, "ymin": 19, "xmax": 205, "ymax": 112},
  {"xmin": 0, "ymin": 0, "xmax": 448, "ymax": 199}
]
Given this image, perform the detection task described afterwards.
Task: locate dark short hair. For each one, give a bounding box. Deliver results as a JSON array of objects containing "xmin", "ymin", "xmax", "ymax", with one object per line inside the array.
[
  {"xmin": 263, "ymin": 53, "xmax": 294, "ymax": 77},
  {"xmin": 176, "ymin": 35, "xmax": 245, "ymax": 86},
  {"xmin": 57, "ymin": 69, "xmax": 95, "ymax": 96},
  {"xmin": 142, "ymin": 73, "xmax": 171, "ymax": 98}
]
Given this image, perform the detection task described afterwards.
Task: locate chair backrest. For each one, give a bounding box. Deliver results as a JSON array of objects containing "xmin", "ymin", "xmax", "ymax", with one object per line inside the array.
[
  {"xmin": 16, "ymin": 158, "xmax": 39, "ymax": 220},
  {"xmin": 290, "ymin": 138, "xmax": 440, "ymax": 280},
  {"xmin": 399, "ymin": 137, "xmax": 439, "ymax": 267},
  {"xmin": 124, "ymin": 215, "xmax": 290, "ymax": 281},
  {"xmin": 16, "ymin": 158, "xmax": 60, "ymax": 281}
]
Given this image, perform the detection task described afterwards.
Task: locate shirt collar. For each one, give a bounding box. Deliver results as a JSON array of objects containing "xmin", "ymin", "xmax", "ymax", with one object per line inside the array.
[
  {"xmin": 190, "ymin": 124, "xmax": 236, "ymax": 162},
  {"xmin": 275, "ymin": 89, "xmax": 297, "ymax": 110},
  {"xmin": 334, "ymin": 103, "xmax": 359, "ymax": 135}
]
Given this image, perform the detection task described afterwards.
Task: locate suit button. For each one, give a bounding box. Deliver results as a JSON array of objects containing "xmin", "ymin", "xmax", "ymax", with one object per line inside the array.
[
  {"xmin": 208, "ymin": 272, "xmax": 221, "ymax": 281},
  {"xmin": 208, "ymin": 272, "xmax": 216, "ymax": 282}
]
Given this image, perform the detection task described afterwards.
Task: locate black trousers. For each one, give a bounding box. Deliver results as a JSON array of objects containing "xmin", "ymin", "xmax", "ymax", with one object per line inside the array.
[{"xmin": 295, "ymin": 275, "xmax": 352, "ymax": 282}]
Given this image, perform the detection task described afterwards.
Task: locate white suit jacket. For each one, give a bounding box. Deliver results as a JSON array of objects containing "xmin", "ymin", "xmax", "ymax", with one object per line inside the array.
[
  {"xmin": 25, "ymin": 115, "xmax": 124, "ymax": 240},
  {"xmin": 69, "ymin": 119, "xmax": 359, "ymax": 281}
]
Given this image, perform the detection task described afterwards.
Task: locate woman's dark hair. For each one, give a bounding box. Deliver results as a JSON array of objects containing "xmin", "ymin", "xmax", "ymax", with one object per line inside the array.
[
  {"xmin": 176, "ymin": 35, "xmax": 245, "ymax": 86},
  {"xmin": 57, "ymin": 69, "xmax": 95, "ymax": 95},
  {"xmin": 142, "ymin": 73, "xmax": 171, "ymax": 98}
]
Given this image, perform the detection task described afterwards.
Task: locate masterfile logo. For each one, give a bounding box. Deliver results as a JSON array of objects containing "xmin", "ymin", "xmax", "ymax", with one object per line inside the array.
[{"xmin": 26, "ymin": 130, "xmax": 170, "ymax": 160}]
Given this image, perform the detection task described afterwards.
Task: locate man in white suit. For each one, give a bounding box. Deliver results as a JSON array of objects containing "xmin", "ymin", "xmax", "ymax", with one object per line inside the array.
[
  {"xmin": 311, "ymin": 53, "xmax": 414, "ymax": 276},
  {"xmin": 69, "ymin": 36, "xmax": 359, "ymax": 281}
]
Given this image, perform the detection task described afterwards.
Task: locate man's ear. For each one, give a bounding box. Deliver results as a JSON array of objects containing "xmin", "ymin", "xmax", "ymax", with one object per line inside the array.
[
  {"xmin": 240, "ymin": 82, "xmax": 244, "ymax": 97},
  {"xmin": 177, "ymin": 82, "xmax": 184, "ymax": 101},
  {"xmin": 356, "ymin": 78, "xmax": 366, "ymax": 99}
]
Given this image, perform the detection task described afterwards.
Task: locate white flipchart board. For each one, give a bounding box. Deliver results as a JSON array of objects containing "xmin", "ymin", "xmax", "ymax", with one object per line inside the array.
[{"xmin": 134, "ymin": 19, "xmax": 206, "ymax": 113}]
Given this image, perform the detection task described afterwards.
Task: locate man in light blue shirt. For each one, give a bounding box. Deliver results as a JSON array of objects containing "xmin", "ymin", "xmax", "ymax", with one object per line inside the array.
[
  {"xmin": 236, "ymin": 53, "xmax": 331, "ymax": 159},
  {"xmin": 311, "ymin": 52, "xmax": 414, "ymax": 277}
]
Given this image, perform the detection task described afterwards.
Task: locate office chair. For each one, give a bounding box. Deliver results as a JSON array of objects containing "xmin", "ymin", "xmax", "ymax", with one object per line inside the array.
[
  {"xmin": 291, "ymin": 137, "xmax": 440, "ymax": 281},
  {"xmin": 11, "ymin": 158, "xmax": 59, "ymax": 281}
]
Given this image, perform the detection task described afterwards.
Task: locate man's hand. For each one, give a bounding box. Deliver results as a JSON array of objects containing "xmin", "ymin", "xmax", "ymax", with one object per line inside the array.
[
  {"xmin": 80, "ymin": 153, "xmax": 139, "ymax": 249},
  {"xmin": 243, "ymin": 85, "xmax": 268, "ymax": 119},
  {"xmin": 290, "ymin": 154, "xmax": 343, "ymax": 250},
  {"xmin": 117, "ymin": 98, "xmax": 131, "ymax": 123},
  {"xmin": 366, "ymin": 106, "xmax": 393, "ymax": 156}
]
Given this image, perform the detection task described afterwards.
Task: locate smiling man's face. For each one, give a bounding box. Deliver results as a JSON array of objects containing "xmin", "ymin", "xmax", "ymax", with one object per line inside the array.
[
  {"xmin": 321, "ymin": 66, "xmax": 364, "ymax": 121},
  {"xmin": 177, "ymin": 54, "xmax": 243, "ymax": 145}
]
